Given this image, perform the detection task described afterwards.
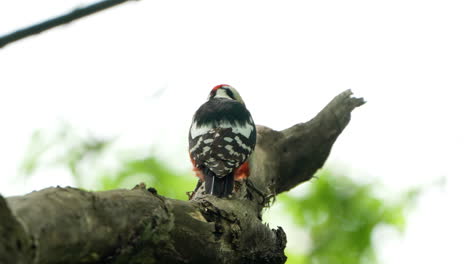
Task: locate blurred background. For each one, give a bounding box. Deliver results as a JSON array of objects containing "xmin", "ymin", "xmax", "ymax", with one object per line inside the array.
[{"xmin": 1, "ymin": 0, "xmax": 466, "ymax": 263}]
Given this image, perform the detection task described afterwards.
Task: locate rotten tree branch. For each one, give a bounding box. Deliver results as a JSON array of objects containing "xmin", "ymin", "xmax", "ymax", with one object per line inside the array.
[
  {"xmin": 0, "ymin": 90, "xmax": 364, "ymax": 264},
  {"xmin": 0, "ymin": 0, "xmax": 137, "ymax": 49}
]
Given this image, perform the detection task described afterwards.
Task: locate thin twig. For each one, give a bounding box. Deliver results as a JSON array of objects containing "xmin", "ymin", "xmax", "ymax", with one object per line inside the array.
[{"xmin": 0, "ymin": 0, "xmax": 138, "ymax": 49}]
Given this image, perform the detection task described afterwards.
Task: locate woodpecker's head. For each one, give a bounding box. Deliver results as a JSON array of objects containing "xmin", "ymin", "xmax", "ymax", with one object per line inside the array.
[{"xmin": 209, "ymin": 84, "xmax": 245, "ymax": 104}]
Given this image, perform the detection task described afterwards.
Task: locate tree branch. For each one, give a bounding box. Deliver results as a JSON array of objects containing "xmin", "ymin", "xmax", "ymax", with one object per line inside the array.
[
  {"xmin": 276, "ymin": 89, "xmax": 365, "ymax": 192},
  {"xmin": 2, "ymin": 185, "xmax": 286, "ymax": 264},
  {"xmin": 1, "ymin": 90, "xmax": 364, "ymax": 264},
  {"xmin": 0, "ymin": 0, "xmax": 137, "ymax": 49}
]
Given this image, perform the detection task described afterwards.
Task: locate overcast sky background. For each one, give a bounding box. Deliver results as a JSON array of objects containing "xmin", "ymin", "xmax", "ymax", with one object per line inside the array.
[{"xmin": 1, "ymin": 0, "xmax": 467, "ymax": 263}]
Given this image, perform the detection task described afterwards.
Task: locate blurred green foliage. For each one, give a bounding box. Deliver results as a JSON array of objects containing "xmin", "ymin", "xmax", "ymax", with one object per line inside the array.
[
  {"xmin": 20, "ymin": 123, "xmax": 112, "ymax": 187},
  {"xmin": 279, "ymin": 170, "xmax": 419, "ymax": 264},
  {"xmin": 19, "ymin": 124, "xmax": 194, "ymax": 200},
  {"xmin": 99, "ymin": 156, "xmax": 194, "ymax": 200},
  {"xmin": 20, "ymin": 125, "xmax": 419, "ymax": 263}
]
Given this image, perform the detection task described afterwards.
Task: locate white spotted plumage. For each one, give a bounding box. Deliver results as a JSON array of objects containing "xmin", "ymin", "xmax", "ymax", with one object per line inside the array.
[{"xmin": 190, "ymin": 120, "xmax": 254, "ymax": 139}]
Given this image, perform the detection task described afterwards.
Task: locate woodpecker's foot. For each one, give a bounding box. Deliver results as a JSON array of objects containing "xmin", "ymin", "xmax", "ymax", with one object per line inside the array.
[{"xmin": 246, "ymin": 179, "xmax": 275, "ymax": 207}]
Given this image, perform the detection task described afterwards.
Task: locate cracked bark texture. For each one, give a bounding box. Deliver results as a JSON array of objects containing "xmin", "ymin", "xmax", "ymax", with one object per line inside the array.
[{"xmin": 0, "ymin": 90, "xmax": 364, "ymax": 264}]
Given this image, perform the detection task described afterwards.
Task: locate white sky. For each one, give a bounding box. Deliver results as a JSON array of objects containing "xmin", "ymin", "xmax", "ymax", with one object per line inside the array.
[{"xmin": 1, "ymin": 0, "xmax": 467, "ymax": 263}]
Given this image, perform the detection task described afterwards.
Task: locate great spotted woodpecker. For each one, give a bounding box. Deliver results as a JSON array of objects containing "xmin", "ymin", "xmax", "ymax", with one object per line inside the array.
[{"xmin": 189, "ymin": 84, "xmax": 256, "ymax": 197}]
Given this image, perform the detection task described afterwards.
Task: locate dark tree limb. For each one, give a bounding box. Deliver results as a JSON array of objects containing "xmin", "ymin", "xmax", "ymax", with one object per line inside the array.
[
  {"xmin": 0, "ymin": 0, "xmax": 138, "ymax": 49},
  {"xmin": 1, "ymin": 185, "xmax": 285, "ymax": 264},
  {"xmin": 0, "ymin": 90, "xmax": 364, "ymax": 264},
  {"xmin": 276, "ymin": 89, "xmax": 365, "ymax": 192}
]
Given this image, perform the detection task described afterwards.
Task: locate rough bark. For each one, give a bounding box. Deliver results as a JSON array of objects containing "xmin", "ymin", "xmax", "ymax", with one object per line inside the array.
[{"xmin": 0, "ymin": 90, "xmax": 364, "ymax": 264}]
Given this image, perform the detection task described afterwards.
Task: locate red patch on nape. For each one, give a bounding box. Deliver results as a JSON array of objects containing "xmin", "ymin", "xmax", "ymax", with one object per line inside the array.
[
  {"xmin": 234, "ymin": 162, "xmax": 250, "ymax": 180},
  {"xmin": 211, "ymin": 84, "xmax": 231, "ymax": 95},
  {"xmin": 212, "ymin": 84, "xmax": 229, "ymax": 91},
  {"xmin": 190, "ymin": 156, "xmax": 204, "ymax": 181},
  {"xmin": 210, "ymin": 84, "xmax": 229, "ymax": 98}
]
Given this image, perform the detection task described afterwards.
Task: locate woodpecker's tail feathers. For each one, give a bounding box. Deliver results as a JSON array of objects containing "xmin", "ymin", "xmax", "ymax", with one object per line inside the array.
[{"xmin": 203, "ymin": 168, "xmax": 234, "ymax": 197}]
